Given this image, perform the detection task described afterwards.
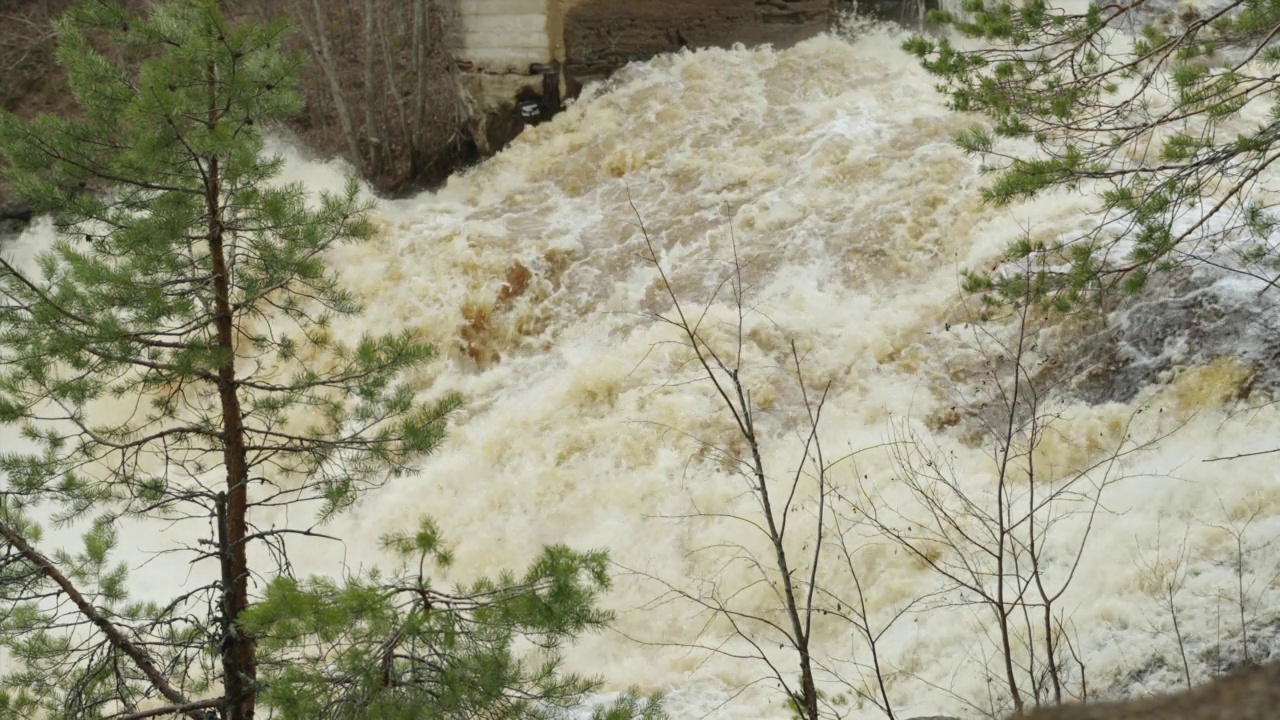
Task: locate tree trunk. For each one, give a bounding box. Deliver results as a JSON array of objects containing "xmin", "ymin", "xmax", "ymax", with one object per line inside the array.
[
  {"xmin": 747, "ymin": 415, "xmax": 819, "ymax": 720},
  {"xmin": 363, "ymin": 0, "xmax": 380, "ymax": 179},
  {"xmin": 375, "ymin": 7, "xmax": 411, "ymax": 157},
  {"xmin": 207, "ymin": 63, "xmax": 255, "ymax": 720},
  {"xmin": 410, "ymin": 0, "xmax": 426, "ymax": 175},
  {"xmin": 996, "ymin": 352, "xmax": 1025, "ymax": 715},
  {"xmin": 296, "ymin": 0, "xmax": 365, "ymax": 177}
]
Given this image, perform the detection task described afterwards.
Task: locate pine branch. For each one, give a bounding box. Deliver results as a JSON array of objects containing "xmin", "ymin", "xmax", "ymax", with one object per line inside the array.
[
  {"xmin": 0, "ymin": 516, "xmax": 214, "ymax": 719},
  {"xmin": 114, "ymin": 698, "xmax": 221, "ymax": 720}
]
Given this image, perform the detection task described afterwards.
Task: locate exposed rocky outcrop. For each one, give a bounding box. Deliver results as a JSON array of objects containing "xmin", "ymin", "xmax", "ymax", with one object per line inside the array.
[
  {"xmin": 564, "ymin": 0, "xmax": 832, "ymax": 81},
  {"xmin": 0, "ymin": 200, "xmax": 31, "ymax": 243},
  {"xmin": 559, "ymin": 0, "xmax": 941, "ymax": 98},
  {"xmin": 1039, "ymin": 265, "xmax": 1280, "ymax": 406},
  {"xmin": 1021, "ymin": 661, "xmax": 1280, "ymax": 720},
  {"xmin": 846, "ymin": 0, "xmax": 940, "ymax": 26},
  {"xmin": 0, "ymin": 201, "xmax": 31, "ymax": 236}
]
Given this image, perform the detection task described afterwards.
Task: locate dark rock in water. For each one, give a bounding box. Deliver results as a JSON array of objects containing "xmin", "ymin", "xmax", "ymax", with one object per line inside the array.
[
  {"xmin": 1020, "ymin": 661, "xmax": 1280, "ymax": 719},
  {"xmin": 839, "ymin": 0, "xmax": 941, "ymax": 26},
  {"xmin": 564, "ymin": 0, "xmax": 831, "ymax": 80},
  {"xmin": 0, "ymin": 199, "xmax": 33, "ymax": 240},
  {"xmin": 1, "ymin": 203, "xmax": 31, "ymax": 219},
  {"xmin": 1043, "ymin": 264, "xmax": 1280, "ymax": 405}
]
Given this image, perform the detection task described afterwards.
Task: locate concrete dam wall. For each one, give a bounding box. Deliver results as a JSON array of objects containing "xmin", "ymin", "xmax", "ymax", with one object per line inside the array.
[{"xmin": 448, "ymin": 0, "xmax": 840, "ymax": 116}]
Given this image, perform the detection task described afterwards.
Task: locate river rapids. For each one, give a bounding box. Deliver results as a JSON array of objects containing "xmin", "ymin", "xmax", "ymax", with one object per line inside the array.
[{"xmin": 6, "ymin": 20, "xmax": 1280, "ymax": 720}]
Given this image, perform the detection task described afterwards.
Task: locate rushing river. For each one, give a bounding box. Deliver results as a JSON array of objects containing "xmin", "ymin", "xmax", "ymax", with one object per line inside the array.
[{"xmin": 7, "ymin": 19, "xmax": 1280, "ymax": 720}]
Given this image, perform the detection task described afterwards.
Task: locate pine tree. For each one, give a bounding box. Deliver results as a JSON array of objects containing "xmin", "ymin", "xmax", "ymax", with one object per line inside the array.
[
  {"xmin": 242, "ymin": 518, "xmax": 665, "ymax": 720},
  {"xmin": 0, "ymin": 2, "xmax": 660, "ymax": 719},
  {"xmin": 0, "ymin": 0, "xmax": 460, "ymax": 712},
  {"xmin": 904, "ymin": 0, "xmax": 1280, "ymax": 308}
]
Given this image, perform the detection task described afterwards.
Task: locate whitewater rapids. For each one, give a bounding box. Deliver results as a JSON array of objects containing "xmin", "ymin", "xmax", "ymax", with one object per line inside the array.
[{"xmin": 7, "ymin": 23, "xmax": 1280, "ymax": 720}]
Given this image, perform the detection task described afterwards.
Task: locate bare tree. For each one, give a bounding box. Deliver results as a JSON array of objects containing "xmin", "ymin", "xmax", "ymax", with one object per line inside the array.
[
  {"xmin": 854, "ymin": 287, "xmax": 1174, "ymax": 716},
  {"xmin": 813, "ymin": 505, "xmax": 930, "ymax": 719},
  {"xmin": 619, "ymin": 204, "xmax": 914, "ymax": 720},
  {"xmin": 1135, "ymin": 522, "xmax": 1194, "ymax": 689},
  {"xmin": 252, "ymin": 0, "xmax": 470, "ymax": 191},
  {"xmin": 1197, "ymin": 494, "xmax": 1280, "ymax": 672}
]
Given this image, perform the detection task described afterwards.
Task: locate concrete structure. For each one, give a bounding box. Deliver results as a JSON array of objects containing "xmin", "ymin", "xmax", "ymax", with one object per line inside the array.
[
  {"xmin": 446, "ymin": 0, "xmax": 932, "ymax": 154},
  {"xmin": 448, "ymin": 0, "xmax": 836, "ymax": 114},
  {"xmin": 448, "ymin": 0, "xmax": 555, "ymax": 125},
  {"xmin": 453, "ymin": 0, "xmax": 555, "ymax": 74}
]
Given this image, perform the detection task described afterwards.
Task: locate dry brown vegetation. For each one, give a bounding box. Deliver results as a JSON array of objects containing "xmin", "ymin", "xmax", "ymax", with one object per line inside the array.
[
  {"xmin": 252, "ymin": 0, "xmax": 472, "ymax": 193},
  {"xmin": 0, "ymin": 1, "xmax": 70, "ymax": 118},
  {"xmin": 1, "ymin": 0, "xmax": 474, "ymax": 199}
]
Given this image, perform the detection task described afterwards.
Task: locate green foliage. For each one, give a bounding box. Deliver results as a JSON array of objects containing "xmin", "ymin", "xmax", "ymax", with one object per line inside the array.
[
  {"xmin": 0, "ymin": 0, "xmax": 457, "ymax": 522},
  {"xmin": 0, "ymin": 3, "xmax": 657, "ymax": 719},
  {"xmin": 905, "ymin": 0, "xmax": 1280, "ymax": 307},
  {"xmin": 780, "ymin": 679, "xmax": 853, "ymax": 718},
  {"xmin": 0, "ymin": 504, "xmax": 189, "ymax": 719},
  {"xmin": 242, "ymin": 529, "xmax": 663, "ymax": 720},
  {"xmin": 0, "ymin": 0, "xmax": 473, "ymax": 716}
]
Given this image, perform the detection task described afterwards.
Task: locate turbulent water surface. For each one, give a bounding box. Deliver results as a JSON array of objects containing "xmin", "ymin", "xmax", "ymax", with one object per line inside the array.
[{"xmin": 8, "ymin": 22, "xmax": 1280, "ymax": 720}]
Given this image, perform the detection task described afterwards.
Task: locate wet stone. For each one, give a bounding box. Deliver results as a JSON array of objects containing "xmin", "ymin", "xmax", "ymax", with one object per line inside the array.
[
  {"xmin": 1043, "ymin": 264, "xmax": 1280, "ymax": 405},
  {"xmin": 0, "ymin": 199, "xmax": 32, "ymax": 243}
]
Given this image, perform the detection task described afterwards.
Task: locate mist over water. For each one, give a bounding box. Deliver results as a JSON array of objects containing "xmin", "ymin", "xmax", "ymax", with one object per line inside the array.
[{"xmin": 8, "ymin": 22, "xmax": 1280, "ymax": 719}]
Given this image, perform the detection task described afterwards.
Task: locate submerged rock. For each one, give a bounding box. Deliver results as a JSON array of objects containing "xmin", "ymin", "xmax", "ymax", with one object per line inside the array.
[
  {"xmin": 0, "ymin": 196, "xmax": 32, "ymax": 241},
  {"xmin": 1044, "ymin": 264, "xmax": 1280, "ymax": 405},
  {"xmin": 1020, "ymin": 661, "xmax": 1280, "ymax": 719}
]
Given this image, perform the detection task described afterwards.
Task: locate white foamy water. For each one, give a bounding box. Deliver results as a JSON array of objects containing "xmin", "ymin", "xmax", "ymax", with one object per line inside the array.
[{"xmin": 7, "ymin": 25, "xmax": 1280, "ymax": 720}]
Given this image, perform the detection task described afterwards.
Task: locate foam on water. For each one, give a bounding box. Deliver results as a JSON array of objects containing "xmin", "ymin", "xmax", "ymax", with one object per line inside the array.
[{"xmin": 7, "ymin": 25, "xmax": 1280, "ymax": 719}]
